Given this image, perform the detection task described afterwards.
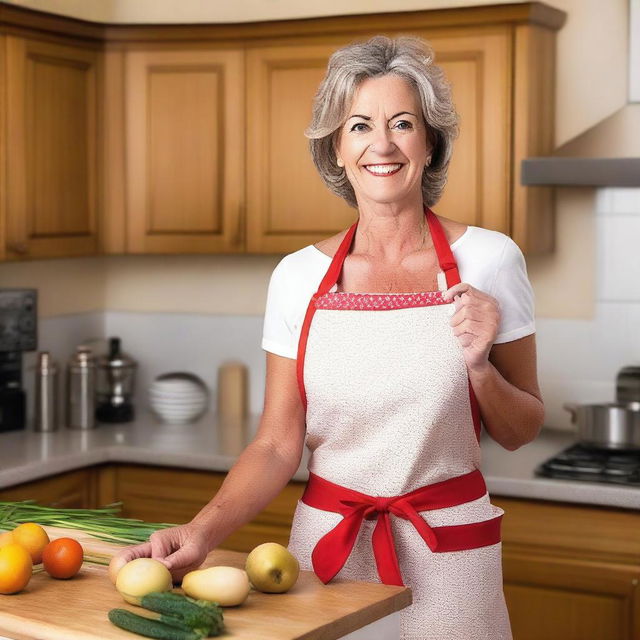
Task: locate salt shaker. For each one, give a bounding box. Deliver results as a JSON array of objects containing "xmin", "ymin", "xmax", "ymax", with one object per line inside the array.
[
  {"xmin": 67, "ymin": 346, "xmax": 96, "ymax": 429},
  {"xmin": 34, "ymin": 351, "xmax": 58, "ymax": 432}
]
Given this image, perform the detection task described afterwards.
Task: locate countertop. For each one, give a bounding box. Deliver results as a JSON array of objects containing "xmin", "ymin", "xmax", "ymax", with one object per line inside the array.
[{"xmin": 0, "ymin": 411, "xmax": 638, "ymax": 510}]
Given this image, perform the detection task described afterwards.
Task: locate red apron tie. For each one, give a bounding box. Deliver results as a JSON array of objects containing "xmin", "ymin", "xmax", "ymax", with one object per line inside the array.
[{"xmin": 303, "ymin": 470, "xmax": 502, "ymax": 587}]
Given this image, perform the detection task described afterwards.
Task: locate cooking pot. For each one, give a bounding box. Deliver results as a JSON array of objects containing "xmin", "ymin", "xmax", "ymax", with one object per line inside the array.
[{"xmin": 563, "ymin": 401, "xmax": 640, "ymax": 451}]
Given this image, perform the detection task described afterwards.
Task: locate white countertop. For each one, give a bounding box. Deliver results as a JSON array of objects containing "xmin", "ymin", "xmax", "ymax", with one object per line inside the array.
[{"xmin": 1, "ymin": 412, "xmax": 638, "ymax": 510}]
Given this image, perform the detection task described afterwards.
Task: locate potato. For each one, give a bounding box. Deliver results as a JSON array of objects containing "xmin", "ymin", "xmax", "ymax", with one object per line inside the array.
[
  {"xmin": 181, "ymin": 566, "xmax": 250, "ymax": 606},
  {"xmin": 115, "ymin": 558, "xmax": 172, "ymax": 605}
]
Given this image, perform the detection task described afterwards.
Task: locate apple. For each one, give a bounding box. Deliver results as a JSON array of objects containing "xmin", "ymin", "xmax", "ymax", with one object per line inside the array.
[{"xmin": 245, "ymin": 542, "xmax": 300, "ymax": 593}]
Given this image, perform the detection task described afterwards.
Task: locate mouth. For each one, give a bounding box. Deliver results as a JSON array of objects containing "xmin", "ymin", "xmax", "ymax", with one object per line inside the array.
[{"xmin": 363, "ymin": 163, "xmax": 403, "ymax": 177}]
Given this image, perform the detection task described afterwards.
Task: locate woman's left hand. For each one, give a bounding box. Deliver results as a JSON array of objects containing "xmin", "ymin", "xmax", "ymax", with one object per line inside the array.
[{"xmin": 443, "ymin": 283, "xmax": 500, "ymax": 372}]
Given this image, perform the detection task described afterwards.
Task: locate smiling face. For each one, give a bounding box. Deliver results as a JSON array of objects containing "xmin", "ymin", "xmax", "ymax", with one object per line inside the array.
[{"xmin": 334, "ymin": 74, "xmax": 431, "ymax": 209}]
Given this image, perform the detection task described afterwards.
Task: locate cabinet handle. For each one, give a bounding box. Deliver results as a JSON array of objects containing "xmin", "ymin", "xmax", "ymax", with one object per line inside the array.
[{"xmin": 7, "ymin": 242, "xmax": 29, "ymax": 255}]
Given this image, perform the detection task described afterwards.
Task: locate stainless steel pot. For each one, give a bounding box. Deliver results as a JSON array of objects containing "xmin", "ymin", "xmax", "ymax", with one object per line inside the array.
[{"xmin": 563, "ymin": 402, "xmax": 640, "ymax": 450}]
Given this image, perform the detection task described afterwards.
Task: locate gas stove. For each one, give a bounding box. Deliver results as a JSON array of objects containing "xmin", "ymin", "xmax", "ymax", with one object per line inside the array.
[{"xmin": 535, "ymin": 443, "xmax": 640, "ymax": 486}]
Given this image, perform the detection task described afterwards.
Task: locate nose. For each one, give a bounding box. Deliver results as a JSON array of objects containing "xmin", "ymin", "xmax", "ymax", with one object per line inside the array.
[{"xmin": 369, "ymin": 126, "xmax": 396, "ymax": 156}]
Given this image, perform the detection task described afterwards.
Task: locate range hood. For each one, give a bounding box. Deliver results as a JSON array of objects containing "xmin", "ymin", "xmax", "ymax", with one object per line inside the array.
[{"xmin": 522, "ymin": 0, "xmax": 640, "ymax": 187}]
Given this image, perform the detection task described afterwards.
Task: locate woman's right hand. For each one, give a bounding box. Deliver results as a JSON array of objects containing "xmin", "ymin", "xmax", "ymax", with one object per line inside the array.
[{"xmin": 112, "ymin": 521, "xmax": 211, "ymax": 583}]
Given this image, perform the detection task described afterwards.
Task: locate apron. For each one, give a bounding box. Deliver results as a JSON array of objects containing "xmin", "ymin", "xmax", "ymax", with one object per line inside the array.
[{"xmin": 287, "ymin": 207, "xmax": 513, "ymax": 640}]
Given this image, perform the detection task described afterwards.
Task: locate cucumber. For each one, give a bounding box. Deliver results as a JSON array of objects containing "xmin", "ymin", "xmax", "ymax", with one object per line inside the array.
[
  {"xmin": 108, "ymin": 609, "xmax": 204, "ymax": 640},
  {"xmin": 140, "ymin": 592, "xmax": 224, "ymax": 636}
]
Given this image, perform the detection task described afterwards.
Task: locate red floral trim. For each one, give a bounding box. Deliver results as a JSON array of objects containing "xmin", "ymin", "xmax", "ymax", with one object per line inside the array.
[{"xmin": 314, "ymin": 291, "xmax": 447, "ymax": 311}]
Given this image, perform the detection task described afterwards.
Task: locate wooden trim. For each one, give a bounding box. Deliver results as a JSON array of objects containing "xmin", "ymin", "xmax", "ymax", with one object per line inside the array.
[
  {"xmin": 0, "ymin": 3, "xmax": 103, "ymax": 42},
  {"xmin": 0, "ymin": 3, "xmax": 566, "ymax": 46}
]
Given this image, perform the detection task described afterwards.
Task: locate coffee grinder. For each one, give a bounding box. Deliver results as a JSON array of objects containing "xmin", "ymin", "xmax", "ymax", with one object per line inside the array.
[{"xmin": 0, "ymin": 289, "xmax": 37, "ymax": 432}]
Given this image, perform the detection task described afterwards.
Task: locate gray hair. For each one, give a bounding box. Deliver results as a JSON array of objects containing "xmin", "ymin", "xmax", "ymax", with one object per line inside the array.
[{"xmin": 306, "ymin": 35, "xmax": 459, "ymax": 208}]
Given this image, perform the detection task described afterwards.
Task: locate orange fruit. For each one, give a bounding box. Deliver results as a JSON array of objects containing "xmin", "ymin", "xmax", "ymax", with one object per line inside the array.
[
  {"xmin": 12, "ymin": 523, "xmax": 50, "ymax": 565},
  {"xmin": 0, "ymin": 543, "xmax": 32, "ymax": 594},
  {"xmin": 0, "ymin": 531, "xmax": 14, "ymax": 549}
]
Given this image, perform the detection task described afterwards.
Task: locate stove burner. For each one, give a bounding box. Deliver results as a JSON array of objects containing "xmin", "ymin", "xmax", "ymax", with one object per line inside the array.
[{"xmin": 535, "ymin": 444, "xmax": 640, "ymax": 486}]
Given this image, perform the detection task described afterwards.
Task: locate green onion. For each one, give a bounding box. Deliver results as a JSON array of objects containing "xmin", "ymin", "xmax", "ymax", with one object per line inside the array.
[{"xmin": 0, "ymin": 500, "xmax": 176, "ymax": 545}]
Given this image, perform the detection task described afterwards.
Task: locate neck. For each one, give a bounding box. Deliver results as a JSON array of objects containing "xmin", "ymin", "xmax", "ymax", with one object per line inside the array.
[{"xmin": 352, "ymin": 201, "xmax": 428, "ymax": 263}]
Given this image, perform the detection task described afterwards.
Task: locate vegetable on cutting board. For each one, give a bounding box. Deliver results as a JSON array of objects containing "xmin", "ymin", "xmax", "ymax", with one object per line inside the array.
[
  {"xmin": 116, "ymin": 558, "xmax": 173, "ymax": 605},
  {"xmin": 181, "ymin": 566, "xmax": 250, "ymax": 607},
  {"xmin": 0, "ymin": 543, "xmax": 32, "ymax": 595},
  {"xmin": 0, "ymin": 500, "xmax": 175, "ymax": 545},
  {"xmin": 42, "ymin": 537, "xmax": 84, "ymax": 579},
  {"xmin": 108, "ymin": 591, "xmax": 224, "ymax": 639}
]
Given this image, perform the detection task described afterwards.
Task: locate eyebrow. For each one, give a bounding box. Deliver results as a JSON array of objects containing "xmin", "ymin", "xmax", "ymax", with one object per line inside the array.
[{"xmin": 347, "ymin": 111, "xmax": 417, "ymax": 122}]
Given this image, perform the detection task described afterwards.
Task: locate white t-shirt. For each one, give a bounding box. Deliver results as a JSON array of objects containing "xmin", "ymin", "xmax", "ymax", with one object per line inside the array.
[{"xmin": 261, "ymin": 225, "xmax": 535, "ymax": 360}]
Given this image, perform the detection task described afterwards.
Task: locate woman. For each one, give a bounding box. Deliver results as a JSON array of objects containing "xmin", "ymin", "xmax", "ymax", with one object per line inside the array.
[{"xmin": 117, "ymin": 36, "xmax": 543, "ymax": 640}]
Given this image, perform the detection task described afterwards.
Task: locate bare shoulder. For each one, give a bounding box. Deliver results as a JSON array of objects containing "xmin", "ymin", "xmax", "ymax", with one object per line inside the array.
[
  {"xmin": 434, "ymin": 214, "xmax": 468, "ymax": 245},
  {"xmin": 314, "ymin": 229, "xmax": 350, "ymax": 259}
]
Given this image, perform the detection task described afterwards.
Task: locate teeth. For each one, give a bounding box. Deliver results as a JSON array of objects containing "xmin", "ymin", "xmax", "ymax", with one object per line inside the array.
[{"xmin": 365, "ymin": 164, "xmax": 402, "ymax": 175}]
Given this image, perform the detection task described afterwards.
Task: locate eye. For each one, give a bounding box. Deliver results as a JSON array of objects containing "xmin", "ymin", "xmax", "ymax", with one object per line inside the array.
[
  {"xmin": 349, "ymin": 122, "xmax": 369, "ymax": 133},
  {"xmin": 393, "ymin": 120, "xmax": 413, "ymax": 131}
]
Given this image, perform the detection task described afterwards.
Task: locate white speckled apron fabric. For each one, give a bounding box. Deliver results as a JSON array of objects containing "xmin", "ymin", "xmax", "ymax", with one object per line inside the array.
[{"xmin": 288, "ymin": 209, "xmax": 512, "ymax": 640}]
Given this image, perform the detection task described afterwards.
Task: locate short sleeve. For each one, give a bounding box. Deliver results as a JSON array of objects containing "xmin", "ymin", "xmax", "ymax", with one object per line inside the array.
[
  {"xmin": 491, "ymin": 238, "xmax": 536, "ymax": 344},
  {"xmin": 261, "ymin": 259, "xmax": 298, "ymax": 359}
]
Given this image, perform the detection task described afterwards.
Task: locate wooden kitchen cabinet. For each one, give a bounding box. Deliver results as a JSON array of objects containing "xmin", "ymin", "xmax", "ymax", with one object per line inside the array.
[
  {"xmin": 121, "ymin": 47, "xmax": 245, "ymax": 254},
  {"xmin": 493, "ymin": 496, "xmax": 640, "ymax": 640},
  {"xmin": 95, "ymin": 464, "xmax": 306, "ymax": 552},
  {"xmin": 0, "ymin": 468, "xmax": 96, "ymax": 509},
  {"xmin": 0, "ymin": 3, "xmax": 564, "ymax": 260},
  {"xmin": 245, "ymin": 14, "xmax": 559, "ymax": 254},
  {"xmin": 3, "ymin": 35, "xmax": 100, "ymax": 260}
]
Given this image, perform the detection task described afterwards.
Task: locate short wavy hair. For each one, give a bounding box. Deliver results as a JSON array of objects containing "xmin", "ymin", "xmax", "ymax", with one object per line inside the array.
[{"xmin": 306, "ymin": 35, "xmax": 459, "ymax": 208}]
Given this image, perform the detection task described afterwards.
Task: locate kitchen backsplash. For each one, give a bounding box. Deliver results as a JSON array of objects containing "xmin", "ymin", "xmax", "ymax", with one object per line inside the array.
[
  {"xmin": 535, "ymin": 187, "xmax": 640, "ymax": 428},
  {"xmin": 24, "ymin": 187, "xmax": 640, "ymax": 434}
]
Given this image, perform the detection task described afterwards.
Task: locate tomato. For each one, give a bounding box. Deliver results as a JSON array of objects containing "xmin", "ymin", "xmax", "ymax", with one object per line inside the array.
[{"xmin": 42, "ymin": 538, "xmax": 83, "ymax": 579}]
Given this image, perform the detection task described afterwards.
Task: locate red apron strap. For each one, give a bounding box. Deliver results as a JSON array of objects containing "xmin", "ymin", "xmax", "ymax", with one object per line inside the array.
[
  {"xmin": 425, "ymin": 206, "xmax": 461, "ymax": 288},
  {"xmin": 317, "ymin": 220, "xmax": 358, "ymax": 295},
  {"xmin": 296, "ymin": 220, "xmax": 358, "ymax": 410}
]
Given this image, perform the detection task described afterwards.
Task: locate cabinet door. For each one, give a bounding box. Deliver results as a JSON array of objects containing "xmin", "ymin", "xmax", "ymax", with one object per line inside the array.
[
  {"xmin": 420, "ymin": 27, "xmax": 512, "ymax": 233},
  {"xmin": 246, "ymin": 42, "xmax": 357, "ymax": 254},
  {"xmin": 503, "ymin": 552, "xmax": 640, "ymax": 640},
  {"xmin": 0, "ymin": 469, "xmax": 95, "ymax": 509},
  {"xmin": 5, "ymin": 36, "xmax": 99, "ymax": 260},
  {"xmin": 246, "ymin": 31, "xmax": 511, "ymax": 254},
  {"xmin": 125, "ymin": 48, "xmax": 244, "ymax": 254}
]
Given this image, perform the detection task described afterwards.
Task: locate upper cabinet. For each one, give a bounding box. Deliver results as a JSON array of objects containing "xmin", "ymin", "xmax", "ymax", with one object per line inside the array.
[
  {"xmin": 0, "ymin": 3, "xmax": 565, "ymax": 260},
  {"xmin": 123, "ymin": 48, "xmax": 244, "ymax": 254},
  {"xmin": 246, "ymin": 29, "xmax": 517, "ymax": 252},
  {"xmin": 3, "ymin": 35, "xmax": 100, "ymax": 260}
]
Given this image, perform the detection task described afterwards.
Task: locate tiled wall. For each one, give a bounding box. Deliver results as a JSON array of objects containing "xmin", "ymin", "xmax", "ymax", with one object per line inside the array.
[
  {"xmin": 535, "ymin": 188, "xmax": 640, "ymax": 430},
  {"xmin": 31, "ymin": 187, "xmax": 640, "ymax": 433}
]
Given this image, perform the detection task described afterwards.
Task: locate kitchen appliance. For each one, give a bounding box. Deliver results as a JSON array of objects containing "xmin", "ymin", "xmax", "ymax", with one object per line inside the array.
[
  {"xmin": 96, "ymin": 337, "xmax": 137, "ymax": 423},
  {"xmin": 67, "ymin": 346, "xmax": 96, "ymax": 430},
  {"xmin": 536, "ymin": 365, "xmax": 640, "ymax": 485},
  {"xmin": 0, "ymin": 288, "xmax": 37, "ymax": 432},
  {"xmin": 535, "ymin": 444, "xmax": 640, "ymax": 486},
  {"xmin": 34, "ymin": 351, "xmax": 58, "ymax": 432}
]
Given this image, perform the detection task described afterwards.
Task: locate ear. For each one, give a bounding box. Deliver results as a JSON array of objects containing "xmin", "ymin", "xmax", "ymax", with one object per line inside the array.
[{"xmin": 336, "ymin": 156, "xmax": 344, "ymax": 167}]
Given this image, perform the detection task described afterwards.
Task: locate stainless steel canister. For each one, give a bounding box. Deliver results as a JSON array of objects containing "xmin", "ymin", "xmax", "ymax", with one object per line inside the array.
[
  {"xmin": 67, "ymin": 346, "xmax": 96, "ymax": 429},
  {"xmin": 34, "ymin": 351, "xmax": 58, "ymax": 432}
]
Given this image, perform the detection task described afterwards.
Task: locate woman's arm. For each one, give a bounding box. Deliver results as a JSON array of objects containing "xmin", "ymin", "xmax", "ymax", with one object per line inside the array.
[
  {"xmin": 470, "ymin": 335, "xmax": 544, "ymax": 450},
  {"xmin": 114, "ymin": 352, "xmax": 306, "ymax": 580},
  {"xmin": 444, "ymin": 282, "xmax": 544, "ymax": 451},
  {"xmin": 190, "ymin": 352, "xmax": 306, "ymax": 545}
]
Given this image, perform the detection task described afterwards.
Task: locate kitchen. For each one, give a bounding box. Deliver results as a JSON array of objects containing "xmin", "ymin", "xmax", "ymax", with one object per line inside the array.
[{"xmin": 0, "ymin": 0, "xmax": 639, "ymax": 638}]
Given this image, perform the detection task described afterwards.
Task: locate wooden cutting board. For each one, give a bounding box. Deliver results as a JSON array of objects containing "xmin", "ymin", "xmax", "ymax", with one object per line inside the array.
[{"xmin": 0, "ymin": 526, "xmax": 411, "ymax": 640}]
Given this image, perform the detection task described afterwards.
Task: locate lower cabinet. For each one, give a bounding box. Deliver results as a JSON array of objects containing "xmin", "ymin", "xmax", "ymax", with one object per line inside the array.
[
  {"xmin": 2, "ymin": 466, "xmax": 639, "ymax": 638},
  {"xmin": 493, "ymin": 496, "xmax": 640, "ymax": 640}
]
